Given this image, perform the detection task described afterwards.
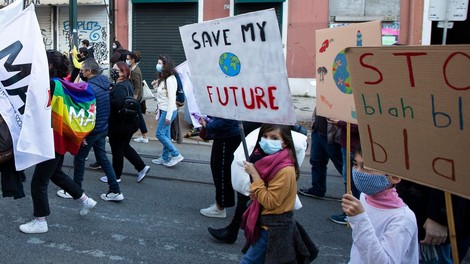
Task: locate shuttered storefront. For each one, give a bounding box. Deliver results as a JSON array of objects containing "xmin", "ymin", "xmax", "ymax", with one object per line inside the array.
[
  {"xmin": 234, "ymin": 1, "xmax": 283, "ymax": 32},
  {"xmin": 36, "ymin": 7, "xmax": 53, "ymax": 50},
  {"xmin": 132, "ymin": 2, "xmax": 197, "ymax": 83},
  {"xmin": 57, "ymin": 5, "xmax": 109, "ymax": 65}
]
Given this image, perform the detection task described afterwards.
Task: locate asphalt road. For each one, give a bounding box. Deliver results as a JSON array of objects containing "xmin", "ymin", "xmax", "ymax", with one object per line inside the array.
[{"xmin": 0, "ymin": 139, "xmax": 352, "ymax": 263}]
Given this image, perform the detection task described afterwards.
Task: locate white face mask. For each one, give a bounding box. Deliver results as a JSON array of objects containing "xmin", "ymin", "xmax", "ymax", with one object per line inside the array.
[
  {"xmin": 259, "ymin": 137, "xmax": 283, "ymax": 155},
  {"xmin": 126, "ymin": 60, "xmax": 132, "ymax": 66},
  {"xmin": 112, "ymin": 44, "xmax": 117, "ymax": 49}
]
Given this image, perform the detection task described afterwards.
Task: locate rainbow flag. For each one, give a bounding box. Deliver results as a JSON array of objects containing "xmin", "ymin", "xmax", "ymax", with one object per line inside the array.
[{"xmin": 51, "ymin": 78, "xmax": 96, "ymax": 155}]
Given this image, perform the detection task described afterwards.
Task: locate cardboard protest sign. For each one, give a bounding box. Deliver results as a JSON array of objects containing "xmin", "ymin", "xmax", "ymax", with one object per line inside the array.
[
  {"xmin": 346, "ymin": 45, "xmax": 470, "ymax": 199},
  {"xmin": 315, "ymin": 21, "xmax": 382, "ymax": 123},
  {"xmin": 179, "ymin": 9, "xmax": 296, "ymax": 125}
]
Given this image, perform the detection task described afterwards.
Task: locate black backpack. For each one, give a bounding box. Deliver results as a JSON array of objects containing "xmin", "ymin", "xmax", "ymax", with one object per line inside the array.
[
  {"xmin": 175, "ymin": 74, "xmax": 185, "ymax": 107},
  {"xmin": 118, "ymin": 83, "xmax": 139, "ymax": 120},
  {"xmin": 0, "ymin": 114, "xmax": 13, "ymax": 164}
]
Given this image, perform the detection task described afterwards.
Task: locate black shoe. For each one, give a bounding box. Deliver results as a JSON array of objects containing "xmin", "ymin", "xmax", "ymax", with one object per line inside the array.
[
  {"xmin": 208, "ymin": 227, "xmax": 238, "ymax": 244},
  {"xmin": 298, "ymin": 188, "xmax": 325, "ymax": 199},
  {"xmin": 89, "ymin": 162, "xmax": 101, "ymax": 170}
]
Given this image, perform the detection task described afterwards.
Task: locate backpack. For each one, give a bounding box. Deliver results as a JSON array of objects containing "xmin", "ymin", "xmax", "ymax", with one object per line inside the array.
[
  {"xmin": 118, "ymin": 83, "xmax": 139, "ymax": 120},
  {"xmin": 0, "ymin": 114, "xmax": 13, "ymax": 164},
  {"xmin": 175, "ymin": 73, "xmax": 185, "ymax": 107}
]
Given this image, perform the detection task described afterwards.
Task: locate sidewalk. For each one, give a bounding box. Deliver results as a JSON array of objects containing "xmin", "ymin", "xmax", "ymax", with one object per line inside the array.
[{"xmin": 136, "ymin": 96, "xmax": 316, "ymax": 144}]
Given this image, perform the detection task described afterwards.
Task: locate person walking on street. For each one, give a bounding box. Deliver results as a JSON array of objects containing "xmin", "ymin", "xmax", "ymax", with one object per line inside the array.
[
  {"xmin": 56, "ymin": 58, "xmax": 124, "ymax": 202},
  {"xmin": 81, "ymin": 39, "xmax": 94, "ymax": 59},
  {"xmin": 151, "ymin": 55, "xmax": 184, "ymax": 167},
  {"xmin": 103, "ymin": 61, "xmax": 150, "ymax": 183},
  {"xmin": 199, "ymin": 117, "xmax": 241, "ymax": 218},
  {"xmin": 127, "ymin": 51, "xmax": 149, "ymax": 144},
  {"xmin": 298, "ymin": 107, "xmax": 342, "ymax": 199},
  {"xmin": 19, "ymin": 50, "xmax": 97, "ymax": 234}
]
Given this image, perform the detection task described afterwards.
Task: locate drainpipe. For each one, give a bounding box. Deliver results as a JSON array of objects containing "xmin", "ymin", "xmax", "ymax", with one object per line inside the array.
[{"xmin": 69, "ymin": 0, "xmax": 78, "ymax": 49}]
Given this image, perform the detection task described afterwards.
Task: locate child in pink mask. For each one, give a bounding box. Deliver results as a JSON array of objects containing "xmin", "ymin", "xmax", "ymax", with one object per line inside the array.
[{"xmin": 342, "ymin": 146, "xmax": 419, "ymax": 263}]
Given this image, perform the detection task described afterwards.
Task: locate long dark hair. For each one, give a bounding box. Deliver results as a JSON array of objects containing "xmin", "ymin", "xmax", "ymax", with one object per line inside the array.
[
  {"xmin": 157, "ymin": 55, "xmax": 176, "ymax": 81},
  {"xmin": 254, "ymin": 123, "xmax": 300, "ymax": 180},
  {"xmin": 47, "ymin": 50, "xmax": 69, "ymax": 78},
  {"xmin": 115, "ymin": 61, "xmax": 131, "ymax": 80}
]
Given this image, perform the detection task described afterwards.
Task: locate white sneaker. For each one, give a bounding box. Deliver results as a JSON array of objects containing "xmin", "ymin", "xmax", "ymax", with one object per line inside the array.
[
  {"xmin": 133, "ymin": 136, "xmax": 149, "ymax": 143},
  {"xmin": 151, "ymin": 157, "xmax": 166, "ymax": 165},
  {"xmin": 56, "ymin": 190, "xmax": 73, "ymax": 199},
  {"xmin": 19, "ymin": 219, "xmax": 48, "ymax": 234},
  {"xmin": 101, "ymin": 192, "xmax": 124, "ymax": 201},
  {"xmin": 163, "ymin": 154, "xmax": 184, "ymax": 167},
  {"xmin": 137, "ymin": 165, "xmax": 150, "ymax": 182},
  {"xmin": 200, "ymin": 204, "xmax": 226, "ymax": 218},
  {"xmin": 80, "ymin": 198, "xmax": 97, "ymax": 216},
  {"xmin": 100, "ymin": 176, "xmax": 121, "ymax": 183}
]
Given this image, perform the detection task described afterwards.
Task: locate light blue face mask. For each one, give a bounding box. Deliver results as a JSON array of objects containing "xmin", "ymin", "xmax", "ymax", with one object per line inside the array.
[
  {"xmin": 352, "ymin": 168, "xmax": 392, "ymax": 196},
  {"xmin": 156, "ymin": 64, "xmax": 163, "ymax": 73},
  {"xmin": 259, "ymin": 137, "xmax": 283, "ymax": 155}
]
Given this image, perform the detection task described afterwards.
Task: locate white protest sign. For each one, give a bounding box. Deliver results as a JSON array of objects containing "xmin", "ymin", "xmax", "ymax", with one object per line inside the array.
[
  {"xmin": 179, "ymin": 9, "xmax": 296, "ymax": 125},
  {"xmin": 0, "ymin": 2, "xmax": 55, "ymax": 170}
]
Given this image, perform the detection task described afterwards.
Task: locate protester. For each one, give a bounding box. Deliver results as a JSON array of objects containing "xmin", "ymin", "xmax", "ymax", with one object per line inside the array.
[
  {"xmin": 208, "ymin": 123, "xmax": 307, "ymax": 245},
  {"xmin": 110, "ymin": 40, "xmax": 128, "ymax": 66},
  {"xmin": 239, "ymin": 123, "xmax": 317, "ymax": 263},
  {"xmin": 150, "ymin": 55, "xmax": 184, "ymax": 167},
  {"xmin": 127, "ymin": 51, "xmax": 149, "ymax": 144},
  {"xmin": 327, "ymin": 119, "xmax": 361, "ymax": 225},
  {"xmin": 342, "ymin": 146, "xmax": 418, "ymax": 263},
  {"xmin": 102, "ymin": 61, "xmax": 150, "ymax": 183},
  {"xmin": 70, "ymin": 44, "xmax": 89, "ymax": 83},
  {"xmin": 19, "ymin": 50, "xmax": 97, "ymax": 234},
  {"xmin": 298, "ymin": 107, "xmax": 342, "ymax": 199},
  {"xmin": 81, "ymin": 39, "xmax": 94, "ymax": 59},
  {"xmin": 198, "ymin": 117, "xmax": 240, "ymax": 218},
  {"xmin": 56, "ymin": 58, "xmax": 124, "ymax": 202}
]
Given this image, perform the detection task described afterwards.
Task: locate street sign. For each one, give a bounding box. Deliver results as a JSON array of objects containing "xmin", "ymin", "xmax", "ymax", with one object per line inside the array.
[{"xmin": 429, "ymin": 0, "xmax": 468, "ymax": 21}]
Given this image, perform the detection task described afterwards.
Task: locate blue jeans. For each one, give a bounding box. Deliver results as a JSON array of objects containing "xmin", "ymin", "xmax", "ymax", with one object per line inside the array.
[
  {"xmin": 341, "ymin": 147, "xmax": 360, "ymax": 199},
  {"xmin": 240, "ymin": 230, "xmax": 268, "ymax": 264},
  {"xmin": 419, "ymin": 243, "xmax": 452, "ymax": 264},
  {"xmin": 74, "ymin": 129, "xmax": 120, "ymax": 193},
  {"xmin": 309, "ymin": 131, "xmax": 342, "ymax": 196},
  {"xmin": 156, "ymin": 110, "xmax": 180, "ymax": 162}
]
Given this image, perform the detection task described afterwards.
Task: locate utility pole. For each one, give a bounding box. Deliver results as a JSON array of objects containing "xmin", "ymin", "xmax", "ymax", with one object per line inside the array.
[{"xmin": 69, "ymin": 0, "xmax": 78, "ymax": 49}]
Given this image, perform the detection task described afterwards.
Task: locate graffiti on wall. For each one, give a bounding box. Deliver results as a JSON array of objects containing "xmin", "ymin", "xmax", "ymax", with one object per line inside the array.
[
  {"xmin": 63, "ymin": 20, "xmax": 108, "ymax": 65},
  {"xmin": 41, "ymin": 29, "xmax": 52, "ymax": 49}
]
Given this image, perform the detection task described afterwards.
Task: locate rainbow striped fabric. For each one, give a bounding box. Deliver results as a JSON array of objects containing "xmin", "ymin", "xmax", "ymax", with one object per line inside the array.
[{"xmin": 51, "ymin": 78, "xmax": 96, "ymax": 155}]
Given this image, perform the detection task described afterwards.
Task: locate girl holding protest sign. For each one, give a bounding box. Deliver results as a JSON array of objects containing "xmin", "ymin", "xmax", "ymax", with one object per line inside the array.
[
  {"xmin": 342, "ymin": 146, "xmax": 419, "ymax": 263},
  {"xmin": 240, "ymin": 123, "xmax": 317, "ymax": 263}
]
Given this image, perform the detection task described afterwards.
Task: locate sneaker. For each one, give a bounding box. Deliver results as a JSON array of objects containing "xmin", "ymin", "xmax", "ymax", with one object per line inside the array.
[
  {"xmin": 80, "ymin": 198, "xmax": 97, "ymax": 216},
  {"xmin": 163, "ymin": 154, "xmax": 184, "ymax": 167},
  {"xmin": 101, "ymin": 191, "xmax": 124, "ymax": 202},
  {"xmin": 200, "ymin": 204, "xmax": 226, "ymax": 218},
  {"xmin": 100, "ymin": 176, "xmax": 121, "ymax": 183},
  {"xmin": 19, "ymin": 219, "xmax": 48, "ymax": 234},
  {"xmin": 133, "ymin": 136, "xmax": 149, "ymax": 143},
  {"xmin": 298, "ymin": 188, "xmax": 325, "ymax": 199},
  {"xmin": 329, "ymin": 212, "xmax": 348, "ymax": 225},
  {"xmin": 89, "ymin": 162, "xmax": 101, "ymax": 170},
  {"xmin": 151, "ymin": 157, "xmax": 166, "ymax": 165},
  {"xmin": 137, "ymin": 165, "xmax": 150, "ymax": 182},
  {"xmin": 56, "ymin": 189, "xmax": 73, "ymax": 199}
]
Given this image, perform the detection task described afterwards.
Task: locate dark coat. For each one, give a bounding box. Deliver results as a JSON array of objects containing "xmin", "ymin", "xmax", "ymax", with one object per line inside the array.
[{"xmin": 87, "ymin": 74, "xmax": 110, "ymax": 134}]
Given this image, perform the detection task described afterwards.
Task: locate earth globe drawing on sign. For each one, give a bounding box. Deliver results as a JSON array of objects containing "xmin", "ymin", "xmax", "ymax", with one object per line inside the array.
[
  {"xmin": 219, "ymin": 52, "xmax": 241, "ymax": 77},
  {"xmin": 332, "ymin": 50, "xmax": 352, "ymax": 94}
]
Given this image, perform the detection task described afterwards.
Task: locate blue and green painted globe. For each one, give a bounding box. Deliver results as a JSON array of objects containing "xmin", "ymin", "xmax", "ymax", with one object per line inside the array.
[
  {"xmin": 219, "ymin": 52, "xmax": 241, "ymax": 77},
  {"xmin": 332, "ymin": 50, "xmax": 352, "ymax": 94}
]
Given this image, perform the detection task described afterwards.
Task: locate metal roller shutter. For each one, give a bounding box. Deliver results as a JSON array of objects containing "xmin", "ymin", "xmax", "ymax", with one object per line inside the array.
[
  {"xmin": 234, "ymin": 2, "xmax": 283, "ymax": 33},
  {"xmin": 132, "ymin": 3, "xmax": 197, "ymax": 84},
  {"xmin": 36, "ymin": 7, "xmax": 53, "ymax": 50},
  {"xmin": 57, "ymin": 6, "xmax": 109, "ymax": 65}
]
